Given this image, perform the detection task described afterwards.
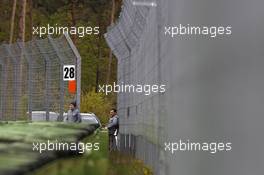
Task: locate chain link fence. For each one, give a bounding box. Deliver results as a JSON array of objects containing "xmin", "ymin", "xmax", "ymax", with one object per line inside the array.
[
  {"xmin": 0, "ymin": 34, "xmax": 81, "ymax": 121},
  {"xmin": 106, "ymin": 0, "xmax": 264, "ymax": 175},
  {"xmin": 105, "ymin": 0, "xmax": 168, "ymax": 174}
]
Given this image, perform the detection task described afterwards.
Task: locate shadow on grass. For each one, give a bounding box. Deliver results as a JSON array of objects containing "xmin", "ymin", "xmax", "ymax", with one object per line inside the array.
[{"xmin": 29, "ymin": 130, "xmax": 153, "ymax": 175}]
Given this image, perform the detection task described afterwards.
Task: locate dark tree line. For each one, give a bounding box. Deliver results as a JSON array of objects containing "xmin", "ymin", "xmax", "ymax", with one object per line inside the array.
[{"xmin": 0, "ymin": 0, "xmax": 122, "ymax": 92}]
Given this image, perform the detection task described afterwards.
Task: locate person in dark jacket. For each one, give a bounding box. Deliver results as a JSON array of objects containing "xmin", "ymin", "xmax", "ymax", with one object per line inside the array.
[
  {"xmin": 106, "ymin": 108, "xmax": 119, "ymax": 151},
  {"xmin": 64, "ymin": 102, "xmax": 82, "ymax": 123}
]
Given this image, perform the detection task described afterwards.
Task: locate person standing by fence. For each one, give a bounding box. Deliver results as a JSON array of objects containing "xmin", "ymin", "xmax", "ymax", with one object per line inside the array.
[
  {"xmin": 106, "ymin": 108, "xmax": 119, "ymax": 151},
  {"xmin": 64, "ymin": 102, "xmax": 82, "ymax": 123}
]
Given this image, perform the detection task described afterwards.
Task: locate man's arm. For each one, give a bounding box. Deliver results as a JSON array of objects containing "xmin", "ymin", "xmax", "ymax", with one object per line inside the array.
[
  {"xmin": 63, "ymin": 116, "xmax": 68, "ymax": 122},
  {"xmin": 107, "ymin": 117, "xmax": 118, "ymax": 128},
  {"xmin": 77, "ymin": 113, "xmax": 82, "ymax": 123},
  {"xmin": 73, "ymin": 110, "xmax": 81, "ymax": 123},
  {"xmin": 63, "ymin": 111, "xmax": 69, "ymax": 122}
]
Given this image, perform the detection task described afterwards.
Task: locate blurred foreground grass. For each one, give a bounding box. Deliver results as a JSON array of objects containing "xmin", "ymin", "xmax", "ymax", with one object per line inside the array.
[
  {"xmin": 0, "ymin": 121, "xmax": 98, "ymax": 175},
  {"xmin": 30, "ymin": 130, "xmax": 153, "ymax": 175}
]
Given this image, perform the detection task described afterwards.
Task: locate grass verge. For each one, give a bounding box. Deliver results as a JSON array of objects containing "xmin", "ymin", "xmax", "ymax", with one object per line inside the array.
[
  {"xmin": 0, "ymin": 121, "xmax": 98, "ymax": 175},
  {"xmin": 30, "ymin": 130, "xmax": 153, "ymax": 175}
]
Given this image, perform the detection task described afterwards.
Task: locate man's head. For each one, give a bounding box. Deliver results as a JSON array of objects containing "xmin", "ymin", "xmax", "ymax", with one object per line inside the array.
[
  {"xmin": 110, "ymin": 108, "xmax": 117, "ymax": 117},
  {"xmin": 69, "ymin": 101, "xmax": 77, "ymax": 111}
]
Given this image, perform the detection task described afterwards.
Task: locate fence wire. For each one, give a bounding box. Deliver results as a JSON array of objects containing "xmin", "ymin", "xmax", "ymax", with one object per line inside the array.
[
  {"xmin": 106, "ymin": 0, "xmax": 264, "ymax": 175},
  {"xmin": 105, "ymin": 0, "xmax": 168, "ymax": 175},
  {"xmin": 0, "ymin": 34, "xmax": 81, "ymax": 121}
]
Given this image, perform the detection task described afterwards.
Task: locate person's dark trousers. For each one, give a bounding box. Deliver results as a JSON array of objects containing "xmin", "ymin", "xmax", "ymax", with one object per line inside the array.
[{"xmin": 109, "ymin": 134, "xmax": 117, "ymax": 152}]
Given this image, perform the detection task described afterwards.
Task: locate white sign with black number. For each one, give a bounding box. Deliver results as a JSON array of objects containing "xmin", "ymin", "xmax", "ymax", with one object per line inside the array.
[{"xmin": 63, "ymin": 65, "xmax": 75, "ymax": 81}]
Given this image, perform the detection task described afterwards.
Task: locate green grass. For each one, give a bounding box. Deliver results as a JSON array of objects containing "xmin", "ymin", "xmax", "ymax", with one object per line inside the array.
[
  {"xmin": 0, "ymin": 121, "xmax": 95, "ymax": 142},
  {"xmin": 0, "ymin": 121, "xmax": 98, "ymax": 174},
  {"xmin": 0, "ymin": 122, "xmax": 152, "ymax": 175},
  {"xmin": 30, "ymin": 130, "xmax": 153, "ymax": 175}
]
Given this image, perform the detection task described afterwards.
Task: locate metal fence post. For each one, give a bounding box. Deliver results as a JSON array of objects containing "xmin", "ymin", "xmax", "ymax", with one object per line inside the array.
[
  {"xmin": 0, "ymin": 57, "xmax": 6, "ymax": 120},
  {"xmin": 48, "ymin": 35, "xmax": 65, "ymax": 121},
  {"xmin": 35, "ymin": 39, "xmax": 51, "ymax": 121},
  {"xmin": 0, "ymin": 61, "xmax": 2, "ymax": 119},
  {"xmin": 4, "ymin": 44, "xmax": 19, "ymax": 121},
  {"xmin": 1, "ymin": 57, "xmax": 7, "ymax": 121},
  {"xmin": 64, "ymin": 33, "xmax": 81, "ymax": 109},
  {"xmin": 155, "ymin": 1, "xmax": 168, "ymax": 174},
  {"xmin": 17, "ymin": 42, "xmax": 33, "ymax": 121}
]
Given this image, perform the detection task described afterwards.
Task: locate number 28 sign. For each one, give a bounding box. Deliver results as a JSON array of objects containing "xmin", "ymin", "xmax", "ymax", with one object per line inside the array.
[{"xmin": 63, "ymin": 65, "xmax": 75, "ymax": 81}]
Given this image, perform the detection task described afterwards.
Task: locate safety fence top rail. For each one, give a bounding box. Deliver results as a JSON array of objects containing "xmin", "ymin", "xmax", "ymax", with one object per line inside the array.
[{"xmin": 104, "ymin": 0, "xmax": 151, "ymax": 59}]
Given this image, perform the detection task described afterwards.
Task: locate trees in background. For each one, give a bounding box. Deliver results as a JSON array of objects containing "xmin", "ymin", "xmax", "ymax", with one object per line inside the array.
[
  {"xmin": 81, "ymin": 90, "xmax": 113, "ymax": 125},
  {"xmin": 70, "ymin": 0, "xmax": 77, "ymax": 44},
  {"xmin": 1, "ymin": 0, "xmax": 120, "ymax": 91},
  {"xmin": 0, "ymin": 0, "xmax": 121, "ymax": 122},
  {"xmin": 106, "ymin": 0, "xmax": 116, "ymax": 85},
  {"xmin": 9, "ymin": 0, "xmax": 16, "ymax": 44},
  {"xmin": 19, "ymin": 0, "xmax": 27, "ymax": 42}
]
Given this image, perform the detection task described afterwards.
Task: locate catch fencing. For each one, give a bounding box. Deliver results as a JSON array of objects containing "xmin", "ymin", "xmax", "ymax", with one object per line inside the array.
[
  {"xmin": 105, "ymin": 0, "xmax": 168, "ymax": 174},
  {"xmin": 106, "ymin": 0, "xmax": 264, "ymax": 175},
  {"xmin": 0, "ymin": 34, "xmax": 81, "ymax": 121}
]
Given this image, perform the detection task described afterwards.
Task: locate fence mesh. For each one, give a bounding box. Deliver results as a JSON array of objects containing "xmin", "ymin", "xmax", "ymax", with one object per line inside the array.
[
  {"xmin": 0, "ymin": 34, "xmax": 81, "ymax": 121},
  {"xmin": 105, "ymin": 0, "xmax": 168, "ymax": 174},
  {"xmin": 106, "ymin": 0, "xmax": 264, "ymax": 175}
]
